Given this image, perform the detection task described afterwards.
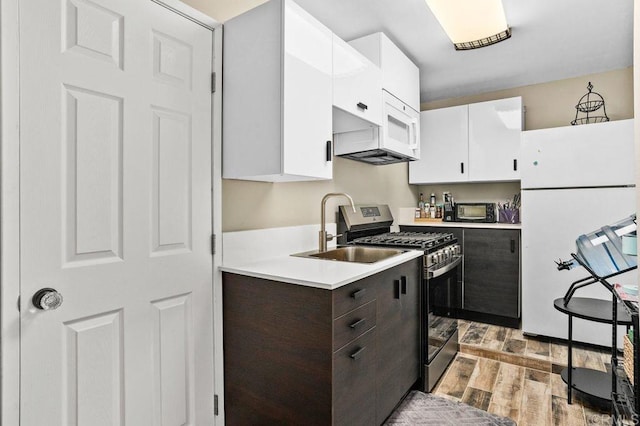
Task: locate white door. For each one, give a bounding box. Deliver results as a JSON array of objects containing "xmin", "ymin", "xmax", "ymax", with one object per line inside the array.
[{"xmin": 19, "ymin": 0, "xmax": 214, "ymax": 424}]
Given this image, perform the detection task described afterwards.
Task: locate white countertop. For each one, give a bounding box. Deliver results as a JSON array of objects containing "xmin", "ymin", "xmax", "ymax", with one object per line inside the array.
[
  {"xmin": 220, "ymin": 224, "xmax": 424, "ymax": 290},
  {"xmin": 396, "ymin": 208, "xmax": 521, "ymax": 230},
  {"xmin": 220, "ymin": 249, "xmax": 424, "ymax": 290}
]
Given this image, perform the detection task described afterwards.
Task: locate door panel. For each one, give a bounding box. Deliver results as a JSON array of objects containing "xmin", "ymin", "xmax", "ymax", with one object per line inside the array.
[{"xmin": 19, "ymin": 0, "xmax": 214, "ymax": 424}]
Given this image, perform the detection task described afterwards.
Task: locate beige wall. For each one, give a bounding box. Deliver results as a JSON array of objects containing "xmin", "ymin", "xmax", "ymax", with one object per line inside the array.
[
  {"xmin": 182, "ymin": 0, "xmax": 267, "ymax": 22},
  {"xmin": 222, "ymin": 158, "xmax": 417, "ymax": 231},
  {"xmin": 421, "ymin": 67, "xmax": 634, "ymax": 131},
  {"xmin": 182, "ymin": 0, "xmax": 635, "ymax": 232}
]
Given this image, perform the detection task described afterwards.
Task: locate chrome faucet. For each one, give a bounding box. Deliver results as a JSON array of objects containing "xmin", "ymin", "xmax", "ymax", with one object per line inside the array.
[{"xmin": 319, "ymin": 193, "xmax": 356, "ymax": 252}]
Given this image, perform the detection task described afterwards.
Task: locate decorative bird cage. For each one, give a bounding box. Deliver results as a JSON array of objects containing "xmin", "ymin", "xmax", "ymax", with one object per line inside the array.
[{"xmin": 571, "ymin": 82, "xmax": 609, "ymax": 125}]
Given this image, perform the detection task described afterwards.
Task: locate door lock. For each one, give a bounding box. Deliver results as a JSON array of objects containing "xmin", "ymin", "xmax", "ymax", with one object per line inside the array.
[{"xmin": 32, "ymin": 288, "xmax": 63, "ymax": 311}]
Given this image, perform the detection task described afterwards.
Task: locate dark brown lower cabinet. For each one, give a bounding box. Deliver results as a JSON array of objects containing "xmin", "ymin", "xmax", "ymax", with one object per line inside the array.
[
  {"xmin": 463, "ymin": 228, "xmax": 520, "ymax": 323},
  {"xmin": 222, "ymin": 257, "xmax": 420, "ymax": 426},
  {"xmin": 375, "ymin": 261, "xmax": 420, "ymax": 421}
]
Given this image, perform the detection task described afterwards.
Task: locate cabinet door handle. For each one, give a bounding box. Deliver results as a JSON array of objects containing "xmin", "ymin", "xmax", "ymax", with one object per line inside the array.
[
  {"xmin": 350, "ymin": 346, "xmax": 366, "ymax": 360},
  {"xmin": 351, "ymin": 289, "xmax": 366, "ymax": 300},
  {"xmin": 349, "ymin": 318, "xmax": 367, "ymax": 329},
  {"xmin": 460, "ymin": 162, "xmax": 464, "ymax": 174},
  {"xmin": 510, "ymin": 239, "xmax": 515, "ymax": 253},
  {"xmin": 326, "ymin": 140, "xmax": 332, "ymax": 162},
  {"xmin": 513, "ymin": 159, "xmax": 518, "ymax": 171},
  {"xmin": 394, "ymin": 280, "xmax": 400, "ymax": 299},
  {"xmin": 356, "ymin": 102, "xmax": 368, "ymax": 111},
  {"xmin": 401, "ymin": 276, "xmax": 407, "ymax": 294}
]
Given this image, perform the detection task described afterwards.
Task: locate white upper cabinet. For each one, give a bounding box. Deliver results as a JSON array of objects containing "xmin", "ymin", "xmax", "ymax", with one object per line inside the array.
[
  {"xmin": 332, "ymin": 34, "xmax": 382, "ymax": 133},
  {"xmin": 468, "ymin": 97, "xmax": 522, "ymax": 181},
  {"xmin": 409, "ymin": 106, "xmax": 468, "ymax": 183},
  {"xmin": 223, "ymin": 0, "xmax": 333, "ymax": 182},
  {"xmin": 409, "ymin": 97, "xmax": 523, "ymax": 184},
  {"xmin": 348, "ymin": 32, "xmax": 420, "ymax": 112}
]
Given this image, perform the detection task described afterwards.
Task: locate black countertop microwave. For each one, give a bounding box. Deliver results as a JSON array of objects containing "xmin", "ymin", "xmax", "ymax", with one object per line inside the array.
[{"xmin": 453, "ymin": 203, "xmax": 496, "ymax": 223}]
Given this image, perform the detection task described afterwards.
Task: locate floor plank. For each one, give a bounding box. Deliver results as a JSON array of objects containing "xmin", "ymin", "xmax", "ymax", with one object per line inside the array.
[
  {"xmin": 461, "ymin": 387, "xmax": 492, "ymax": 411},
  {"xmin": 460, "ymin": 322, "xmax": 489, "ymax": 345},
  {"xmin": 525, "ymin": 368, "xmax": 550, "ymax": 384},
  {"xmin": 502, "ymin": 337, "xmax": 527, "ymax": 355},
  {"xmin": 481, "ymin": 325, "xmax": 508, "ymax": 351},
  {"xmin": 525, "ymin": 338, "xmax": 551, "ymax": 360},
  {"xmin": 486, "ymin": 362, "xmax": 524, "ymax": 423},
  {"xmin": 434, "ymin": 354, "xmax": 477, "ymax": 399},
  {"xmin": 552, "ymin": 394, "xmax": 587, "ymax": 426},
  {"xmin": 467, "ymin": 357, "xmax": 500, "ymax": 392},
  {"xmin": 519, "ymin": 376, "xmax": 552, "ymax": 426}
]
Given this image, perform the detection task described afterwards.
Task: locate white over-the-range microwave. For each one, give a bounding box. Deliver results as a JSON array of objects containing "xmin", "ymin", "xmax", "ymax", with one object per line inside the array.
[{"xmin": 333, "ymin": 90, "xmax": 420, "ymax": 165}]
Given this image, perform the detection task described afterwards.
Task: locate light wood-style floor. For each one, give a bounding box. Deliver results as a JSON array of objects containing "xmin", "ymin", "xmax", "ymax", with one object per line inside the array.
[{"xmin": 432, "ymin": 321, "xmax": 612, "ymax": 425}]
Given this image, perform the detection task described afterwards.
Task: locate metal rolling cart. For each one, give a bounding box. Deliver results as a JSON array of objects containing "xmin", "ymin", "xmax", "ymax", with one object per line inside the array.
[
  {"xmin": 611, "ymin": 278, "xmax": 639, "ymax": 424},
  {"xmin": 554, "ymin": 215, "xmax": 637, "ymax": 417}
]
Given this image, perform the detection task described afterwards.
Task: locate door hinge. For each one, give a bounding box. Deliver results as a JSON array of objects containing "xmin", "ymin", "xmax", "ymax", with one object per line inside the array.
[
  {"xmin": 211, "ymin": 234, "xmax": 216, "ymax": 255},
  {"xmin": 211, "ymin": 72, "xmax": 216, "ymax": 93},
  {"xmin": 214, "ymin": 394, "xmax": 219, "ymax": 416}
]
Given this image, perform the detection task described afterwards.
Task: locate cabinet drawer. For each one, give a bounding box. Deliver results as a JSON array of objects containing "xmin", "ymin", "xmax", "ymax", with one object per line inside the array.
[
  {"xmin": 333, "ymin": 279, "xmax": 376, "ymax": 318},
  {"xmin": 333, "ymin": 301, "xmax": 376, "ymax": 351},
  {"xmin": 333, "ymin": 328, "xmax": 377, "ymax": 426}
]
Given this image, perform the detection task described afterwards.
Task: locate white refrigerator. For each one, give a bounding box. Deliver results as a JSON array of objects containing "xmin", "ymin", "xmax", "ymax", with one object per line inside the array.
[{"xmin": 521, "ymin": 119, "xmax": 636, "ymax": 346}]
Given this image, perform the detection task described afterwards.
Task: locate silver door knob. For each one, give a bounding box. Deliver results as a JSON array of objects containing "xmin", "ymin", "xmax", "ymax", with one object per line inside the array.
[{"xmin": 32, "ymin": 288, "xmax": 63, "ymax": 310}]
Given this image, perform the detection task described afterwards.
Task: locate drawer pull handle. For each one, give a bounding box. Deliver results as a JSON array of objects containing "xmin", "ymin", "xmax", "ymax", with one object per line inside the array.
[
  {"xmin": 350, "ymin": 346, "xmax": 366, "ymax": 360},
  {"xmin": 349, "ymin": 318, "xmax": 366, "ymax": 329},
  {"xmin": 326, "ymin": 140, "xmax": 332, "ymax": 162},
  {"xmin": 356, "ymin": 102, "xmax": 368, "ymax": 110},
  {"xmin": 394, "ymin": 280, "xmax": 400, "ymax": 299},
  {"xmin": 401, "ymin": 276, "xmax": 407, "ymax": 294},
  {"xmin": 351, "ymin": 289, "xmax": 366, "ymax": 299},
  {"xmin": 513, "ymin": 159, "xmax": 518, "ymax": 171}
]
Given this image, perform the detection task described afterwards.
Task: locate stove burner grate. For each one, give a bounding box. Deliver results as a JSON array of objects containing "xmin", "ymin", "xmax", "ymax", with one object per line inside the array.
[{"xmin": 351, "ymin": 231, "xmax": 454, "ymax": 249}]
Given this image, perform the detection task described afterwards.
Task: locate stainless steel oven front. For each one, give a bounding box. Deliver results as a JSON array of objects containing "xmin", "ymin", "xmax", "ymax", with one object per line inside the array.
[{"xmin": 423, "ymin": 246, "xmax": 462, "ymax": 391}]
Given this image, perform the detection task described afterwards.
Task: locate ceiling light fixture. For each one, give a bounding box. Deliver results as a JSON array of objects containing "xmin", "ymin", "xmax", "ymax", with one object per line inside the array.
[{"xmin": 425, "ymin": 0, "xmax": 511, "ymax": 50}]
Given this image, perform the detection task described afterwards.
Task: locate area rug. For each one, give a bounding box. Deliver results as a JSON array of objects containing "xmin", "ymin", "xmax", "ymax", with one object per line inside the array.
[{"xmin": 385, "ymin": 391, "xmax": 516, "ymax": 425}]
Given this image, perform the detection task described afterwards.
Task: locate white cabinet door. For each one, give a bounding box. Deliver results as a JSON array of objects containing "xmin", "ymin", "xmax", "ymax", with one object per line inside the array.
[
  {"xmin": 223, "ymin": 0, "xmax": 333, "ymax": 182},
  {"xmin": 409, "ymin": 106, "xmax": 468, "ymax": 183},
  {"xmin": 282, "ymin": 0, "xmax": 333, "ymax": 180},
  {"xmin": 348, "ymin": 32, "xmax": 420, "ymax": 112},
  {"xmin": 379, "ymin": 34, "xmax": 420, "ymax": 112},
  {"xmin": 468, "ymin": 97, "xmax": 522, "ymax": 181},
  {"xmin": 332, "ymin": 34, "xmax": 382, "ymax": 133}
]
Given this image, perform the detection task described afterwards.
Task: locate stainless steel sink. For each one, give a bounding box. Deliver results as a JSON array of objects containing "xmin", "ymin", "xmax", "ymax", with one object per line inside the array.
[{"xmin": 292, "ymin": 246, "xmax": 407, "ymax": 264}]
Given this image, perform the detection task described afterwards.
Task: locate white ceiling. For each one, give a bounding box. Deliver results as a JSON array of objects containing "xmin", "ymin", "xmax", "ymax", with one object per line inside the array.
[{"xmin": 293, "ymin": 0, "xmax": 633, "ymax": 103}]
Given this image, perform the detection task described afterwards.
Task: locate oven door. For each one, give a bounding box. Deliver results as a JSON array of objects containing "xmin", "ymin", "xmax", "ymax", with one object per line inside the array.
[
  {"xmin": 426, "ymin": 256, "xmax": 461, "ymax": 365},
  {"xmin": 381, "ymin": 91, "xmax": 420, "ymax": 160}
]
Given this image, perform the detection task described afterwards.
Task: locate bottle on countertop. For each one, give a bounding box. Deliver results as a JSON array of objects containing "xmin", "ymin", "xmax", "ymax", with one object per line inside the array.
[
  {"xmin": 418, "ymin": 193, "xmax": 426, "ymax": 218},
  {"xmin": 429, "ymin": 193, "xmax": 436, "ymax": 206}
]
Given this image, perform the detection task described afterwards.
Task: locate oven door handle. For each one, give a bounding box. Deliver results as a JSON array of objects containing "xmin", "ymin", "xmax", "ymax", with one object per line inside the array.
[{"xmin": 427, "ymin": 256, "xmax": 462, "ymax": 279}]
